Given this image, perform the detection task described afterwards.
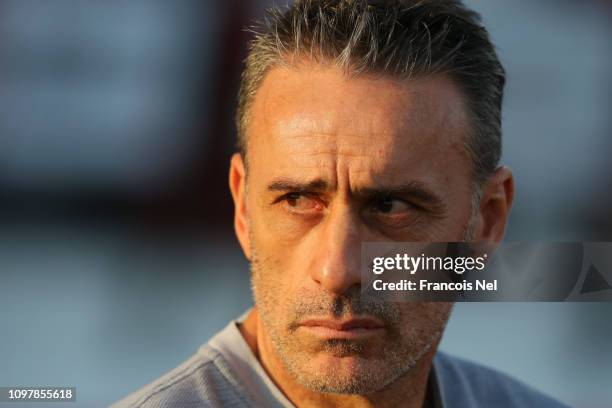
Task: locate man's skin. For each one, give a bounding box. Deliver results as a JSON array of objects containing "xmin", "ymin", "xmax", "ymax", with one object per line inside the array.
[{"xmin": 229, "ymin": 62, "xmax": 514, "ymax": 408}]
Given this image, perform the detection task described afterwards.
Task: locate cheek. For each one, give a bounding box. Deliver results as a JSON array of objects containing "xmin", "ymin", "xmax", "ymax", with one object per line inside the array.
[
  {"xmin": 397, "ymin": 303, "xmax": 453, "ymax": 337},
  {"xmin": 250, "ymin": 220, "xmax": 309, "ymax": 308},
  {"xmin": 250, "ymin": 191, "xmax": 316, "ymax": 247},
  {"xmin": 250, "ymin": 198, "xmax": 322, "ymax": 275},
  {"xmin": 261, "ymin": 207, "xmax": 319, "ymax": 248},
  {"xmin": 423, "ymin": 205, "xmax": 474, "ymax": 242}
]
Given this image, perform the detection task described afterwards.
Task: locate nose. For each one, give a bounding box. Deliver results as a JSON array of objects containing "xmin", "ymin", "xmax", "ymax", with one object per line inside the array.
[{"xmin": 309, "ymin": 206, "xmax": 362, "ymax": 295}]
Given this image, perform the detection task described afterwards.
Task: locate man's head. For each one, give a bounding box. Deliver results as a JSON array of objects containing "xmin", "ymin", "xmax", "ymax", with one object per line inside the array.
[{"xmin": 229, "ymin": 0, "xmax": 513, "ymax": 396}]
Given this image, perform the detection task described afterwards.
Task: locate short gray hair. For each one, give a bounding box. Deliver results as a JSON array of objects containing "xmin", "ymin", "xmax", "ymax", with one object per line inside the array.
[{"xmin": 236, "ymin": 0, "xmax": 506, "ymax": 186}]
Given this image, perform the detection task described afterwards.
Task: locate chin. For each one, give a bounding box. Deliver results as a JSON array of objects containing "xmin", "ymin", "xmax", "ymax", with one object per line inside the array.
[{"xmin": 293, "ymin": 352, "xmax": 394, "ymax": 395}]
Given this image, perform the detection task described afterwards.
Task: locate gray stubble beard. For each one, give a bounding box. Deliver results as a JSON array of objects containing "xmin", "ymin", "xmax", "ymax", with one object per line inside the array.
[{"xmin": 248, "ymin": 213, "xmax": 475, "ymax": 394}]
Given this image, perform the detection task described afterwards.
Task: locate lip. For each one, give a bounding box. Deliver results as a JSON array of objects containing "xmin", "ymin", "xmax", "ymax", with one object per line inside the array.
[{"xmin": 298, "ymin": 317, "xmax": 385, "ymax": 339}]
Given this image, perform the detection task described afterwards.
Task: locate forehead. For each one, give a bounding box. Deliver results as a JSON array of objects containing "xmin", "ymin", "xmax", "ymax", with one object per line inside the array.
[{"xmin": 246, "ymin": 64, "xmax": 470, "ymax": 188}]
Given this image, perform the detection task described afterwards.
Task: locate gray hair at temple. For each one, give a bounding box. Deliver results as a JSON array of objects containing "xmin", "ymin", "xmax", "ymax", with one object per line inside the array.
[{"xmin": 235, "ymin": 0, "xmax": 506, "ymax": 188}]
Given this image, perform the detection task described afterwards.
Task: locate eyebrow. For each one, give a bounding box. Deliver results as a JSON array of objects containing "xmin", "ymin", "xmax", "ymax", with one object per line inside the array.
[
  {"xmin": 266, "ymin": 178, "xmax": 446, "ymax": 211},
  {"xmin": 267, "ymin": 178, "xmax": 330, "ymax": 193},
  {"xmin": 357, "ymin": 182, "xmax": 447, "ymax": 212},
  {"xmin": 357, "ymin": 182, "xmax": 442, "ymax": 203}
]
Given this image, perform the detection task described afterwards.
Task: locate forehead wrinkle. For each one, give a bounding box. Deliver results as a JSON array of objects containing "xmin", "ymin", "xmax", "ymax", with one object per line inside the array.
[
  {"xmin": 249, "ymin": 66, "xmax": 471, "ymax": 202},
  {"xmin": 251, "ymin": 65, "xmax": 469, "ymax": 152}
]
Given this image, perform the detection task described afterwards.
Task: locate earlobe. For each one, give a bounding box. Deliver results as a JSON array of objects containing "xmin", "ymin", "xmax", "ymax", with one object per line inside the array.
[
  {"xmin": 476, "ymin": 166, "xmax": 515, "ymax": 243},
  {"xmin": 229, "ymin": 153, "xmax": 252, "ymax": 260}
]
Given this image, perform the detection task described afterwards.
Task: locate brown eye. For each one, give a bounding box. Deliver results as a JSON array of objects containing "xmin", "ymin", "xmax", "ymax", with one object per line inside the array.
[
  {"xmin": 374, "ymin": 196, "xmax": 411, "ymax": 214},
  {"xmin": 282, "ymin": 193, "xmax": 323, "ymax": 214},
  {"xmin": 285, "ymin": 193, "xmax": 302, "ymax": 207}
]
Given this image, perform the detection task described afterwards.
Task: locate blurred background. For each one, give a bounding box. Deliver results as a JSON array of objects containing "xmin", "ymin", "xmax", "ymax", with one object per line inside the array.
[{"xmin": 1, "ymin": 0, "xmax": 611, "ymax": 407}]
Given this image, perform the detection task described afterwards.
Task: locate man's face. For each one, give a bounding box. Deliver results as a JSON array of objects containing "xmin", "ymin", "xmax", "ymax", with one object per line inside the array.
[{"xmin": 238, "ymin": 64, "xmax": 475, "ymax": 394}]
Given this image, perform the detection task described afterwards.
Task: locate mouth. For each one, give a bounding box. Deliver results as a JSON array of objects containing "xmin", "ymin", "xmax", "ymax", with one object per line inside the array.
[{"xmin": 298, "ymin": 316, "xmax": 385, "ymax": 340}]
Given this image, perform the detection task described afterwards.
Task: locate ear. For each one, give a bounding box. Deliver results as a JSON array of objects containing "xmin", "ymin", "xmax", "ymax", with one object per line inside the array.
[
  {"xmin": 474, "ymin": 166, "xmax": 515, "ymax": 243},
  {"xmin": 229, "ymin": 153, "xmax": 252, "ymax": 260}
]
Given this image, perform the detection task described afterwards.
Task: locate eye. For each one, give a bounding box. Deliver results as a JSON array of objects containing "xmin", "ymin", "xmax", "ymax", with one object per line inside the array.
[
  {"xmin": 279, "ymin": 192, "xmax": 324, "ymax": 214},
  {"xmin": 373, "ymin": 196, "xmax": 412, "ymax": 214}
]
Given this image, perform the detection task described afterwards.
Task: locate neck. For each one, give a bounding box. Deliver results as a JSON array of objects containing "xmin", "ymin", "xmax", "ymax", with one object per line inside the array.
[{"xmin": 239, "ymin": 308, "xmax": 436, "ymax": 408}]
